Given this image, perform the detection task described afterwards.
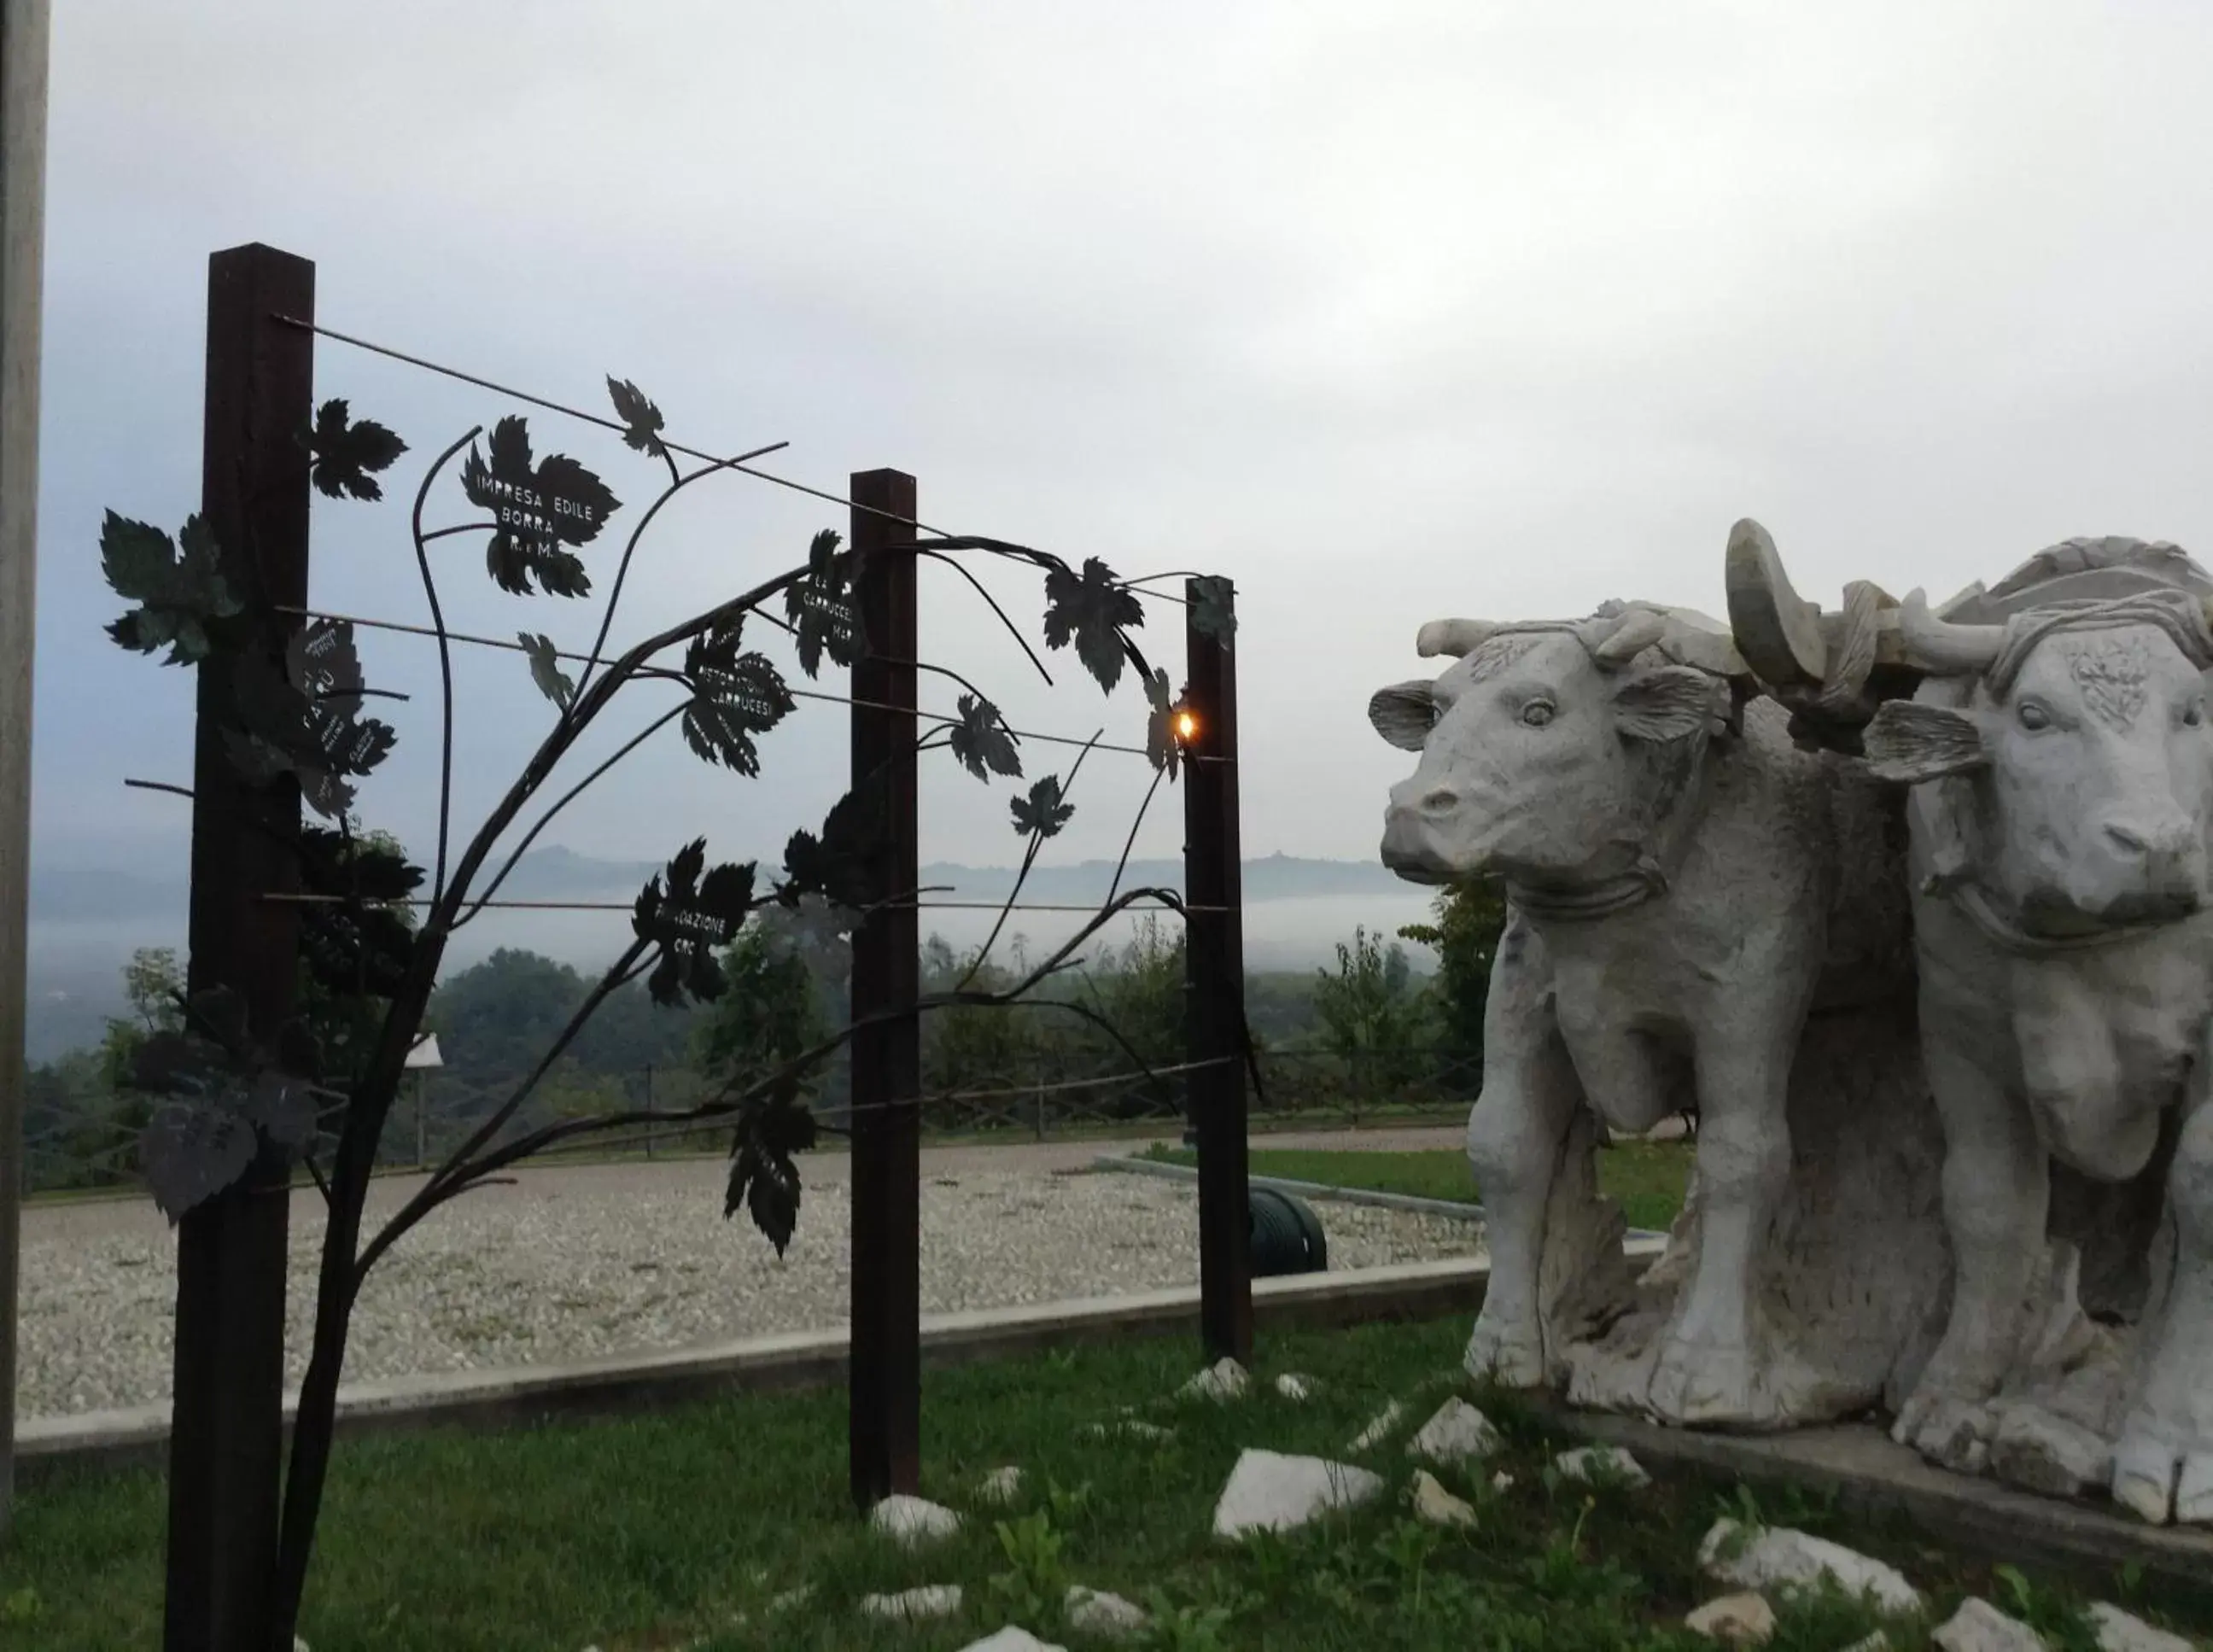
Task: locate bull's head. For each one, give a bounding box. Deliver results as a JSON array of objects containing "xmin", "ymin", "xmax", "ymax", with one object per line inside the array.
[
  {"xmin": 1863, "ymin": 590, "xmax": 2213, "ymax": 928},
  {"xmin": 1370, "ymin": 604, "xmax": 1742, "ymax": 885}
]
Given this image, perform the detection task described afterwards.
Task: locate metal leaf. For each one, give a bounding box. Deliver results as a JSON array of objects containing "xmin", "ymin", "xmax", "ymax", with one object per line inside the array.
[
  {"xmin": 307, "ymin": 399, "xmax": 408, "ymax": 502},
  {"xmin": 461, "ymin": 416, "xmax": 620, "ymax": 596},
  {"xmin": 140, "ymin": 1100, "xmax": 256, "ymax": 1222},
  {"xmin": 1010, "ymin": 773, "xmax": 1075, "ymax": 839},
  {"xmin": 242, "ymin": 1070, "xmax": 318, "ymax": 1153},
  {"xmin": 1042, "ymin": 557, "xmax": 1144, "ymax": 693},
  {"xmin": 1143, "ymin": 669, "xmax": 1182, "ymax": 780},
  {"xmin": 518, "ymin": 632, "xmax": 576, "ymax": 708},
  {"xmin": 1189, "ymin": 575, "xmax": 1236, "ymax": 646},
  {"xmin": 634, "ymin": 839, "xmax": 756, "ymax": 1006},
  {"xmin": 724, "ymin": 1088, "xmax": 817, "ymax": 1256},
  {"xmin": 783, "ymin": 528, "xmax": 860, "ymax": 679},
  {"xmin": 101, "ymin": 511, "xmax": 241, "ymax": 666},
  {"xmin": 681, "ymin": 620, "xmax": 794, "ymax": 773},
  {"xmin": 779, "ymin": 785, "xmax": 879, "ymax": 910},
  {"xmin": 948, "ymin": 693, "xmax": 1022, "ymax": 782},
  {"xmin": 605, "ymin": 377, "xmax": 667, "ymax": 458}
]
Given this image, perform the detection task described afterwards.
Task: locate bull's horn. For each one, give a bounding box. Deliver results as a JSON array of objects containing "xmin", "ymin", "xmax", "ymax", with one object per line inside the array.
[
  {"xmin": 1897, "ymin": 587, "xmax": 2005, "ymax": 674},
  {"xmin": 1591, "ymin": 606, "xmax": 1669, "ymax": 665},
  {"xmin": 1724, "ymin": 518, "xmax": 1829, "ymax": 688},
  {"xmin": 1416, "ymin": 618, "xmax": 1498, "ymax": 659}
]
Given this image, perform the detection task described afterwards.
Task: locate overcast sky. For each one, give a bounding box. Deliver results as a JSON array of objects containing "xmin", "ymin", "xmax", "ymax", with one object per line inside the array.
[{"xmin": 28, "ymin": 1, "xmax": 2213, "ymax": 908}]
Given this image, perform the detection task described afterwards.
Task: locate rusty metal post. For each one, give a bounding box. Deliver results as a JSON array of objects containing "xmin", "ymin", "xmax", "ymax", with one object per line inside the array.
[
  {"xmin": 847, "ymin": 468, "xmax": 920, "ymax": 1509},
  {"xmin": 165, "ymin": 242, "xmax": 314, "ymax": 1651},
  {"xmin": 1183, "ymin": 577, "xmax": 1250, "ymax": 1364}
]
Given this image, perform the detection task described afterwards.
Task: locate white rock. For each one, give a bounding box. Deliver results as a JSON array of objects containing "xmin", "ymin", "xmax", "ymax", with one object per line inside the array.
[
  {"xmin": 1842, "ymin": 1635, "xmax": 1892, "ymax": 1652},
  {"xmin": 1349, "ymin": 1399, "xmax": 1406, "ymax": 1451},
  {"xmin": 1684, "ymin": 1591, "xmax": 1778, "ymax": 1644},
  {"xmin": 1275, "ymin": 1372, "xmax": 1317, "ymax": 1401},
  {"xmin": 861, "ymin": 1584, "xmax": 963, "ymax": 1621},
  {"xmin": 1407, "ymin": 1398, "xmax": 1502, "ymax": 1465},
  {"xmin": 1408, "ymin": 1468, "xmax": 1478, "ymax": 1527},
  {"xmin": 1065, "ymin": 1585, "xmax": 1150, "ymax": 1638},
  {"xmin": 297, "ymin": 1641, "xmax": 312, "ymax": 1652},
  {"xmin": 977, "ymin": 1464, "xmax": 1025, "ymax": 1504},
  {"xmin": 1212, "ymin": 1447, "xmax": 1385, "ymax": 1538},
  {"xmin": 2088, "ymin": 1602, "xmax": 2197, "ymax": 1652},
  {"xmin": 958, "ymin": 1629, "xmax": 1066, "ymax": 1652},
  {"xmin": 1698, "ymin": 1519, "xmax": 1923, "ymax": 1615},
  {"xmin": 1491, "ymin": 1470, "xmax": 1515, "ymax": 1491},
  {"xmin": 1181, "ymin": 1357, "xmax": 1250, "ymax": 1401},
  {"xmin": 1930, "ymin": 1597, "xmax": 2047, "ymax": 1652},
  {"xmin": 1083, "ymin": 1417, "xmax": 1173, "ymax": 1442},
  {"xmin": 768, "ymin": 1585, "xmax": 813, "ymax": 1613},
  {"xmin": 1553, "ymin": 1445, "xmax": 1651, "ymax": 1487},
  {"xmin": 869, "ymin": 1492, "xmax": 961, "ymax": 1547}
]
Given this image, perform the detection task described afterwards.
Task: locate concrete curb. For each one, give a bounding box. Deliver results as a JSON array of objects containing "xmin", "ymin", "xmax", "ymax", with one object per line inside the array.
[
  {"xmin": 1538, "ymin": 1402, "xmax": 2213, "ymax": 1594},
  {"xmin": 16, "ymin": 1252, "xmax": 1533, "ymax": 1483},
  {"xmin": 1093, "ymin": 1152, "xmax": 1490, "ymax": 1221}
]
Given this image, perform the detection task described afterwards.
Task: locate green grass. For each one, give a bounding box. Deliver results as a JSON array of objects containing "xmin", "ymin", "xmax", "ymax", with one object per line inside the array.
[
  {"xmin": 6, "ymin": 1316, "xmax": 2205, "ymax": 1651},
  {"xmin": 1142, "ymin": 1141, "xmax": 1696, "ymax": 1232}
]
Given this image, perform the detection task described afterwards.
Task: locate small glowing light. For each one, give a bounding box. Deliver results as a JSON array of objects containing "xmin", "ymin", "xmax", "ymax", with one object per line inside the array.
[{"xmin": 1176, "ymin": 709, "xmax": 1199, "ymax": 742}]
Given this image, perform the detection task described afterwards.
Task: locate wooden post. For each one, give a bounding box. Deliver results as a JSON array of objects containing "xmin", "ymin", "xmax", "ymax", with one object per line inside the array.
[
  {"xmin": 165, "ymin": 243, "xmax": 314, "ymax": 1651},
  {"xmin": 0, "ymin": 0, "xmax": 50, "ymax": 1545},
  {"xmin": 1184, "ymin": 578, "xmax": 1251, "ymax": 1364},
  {"xmin": 846, "ymin": 468, "xmax": 920, "ymax": 1509}
]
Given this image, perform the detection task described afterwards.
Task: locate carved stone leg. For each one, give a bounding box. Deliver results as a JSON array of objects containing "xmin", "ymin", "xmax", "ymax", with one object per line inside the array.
[
  {"xmin": 2113, "ymin": 1061, "xmax": 2213, "ymax": 1526},
  {"xmin": 1895, "ymin": 1039, "xmax": 2047, "ymax": 1469},
  {"xmin": 1463, "ymin": 914, "xmax": 1579, "ymax": 1388},
  {"xmin": 1646, "ymin": 1027, "xmax": 1794, "ymax": 1426}
]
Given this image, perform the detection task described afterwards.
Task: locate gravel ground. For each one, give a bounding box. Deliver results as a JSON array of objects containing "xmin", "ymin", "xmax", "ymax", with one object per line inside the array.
[{"xmin": 18, "ymin": 1156, "xmax": 1483, "ymax": 1421}]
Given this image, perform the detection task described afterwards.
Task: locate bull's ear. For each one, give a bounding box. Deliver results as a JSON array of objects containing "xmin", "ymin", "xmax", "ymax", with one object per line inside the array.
[
  {"xmin": 1863, "ymin": 701, "xmax": 1987, "ymax": 784},
  {"xmin": 1609, "ymin": 666, "xmax": 1728, "ymax": 743},
  {"xmin": 1367, "ymin": 680, "xmax": 1437, "ymax": 750}
]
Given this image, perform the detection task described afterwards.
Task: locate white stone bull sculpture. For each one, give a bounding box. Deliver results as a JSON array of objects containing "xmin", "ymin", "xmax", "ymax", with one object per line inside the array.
[
  {"xmin": 1369, "ymin": 601, "xmax": 1920, "ymax": 1426},
  {"xmin": 1736, "ymin": 528, "xmax": 2213, "ymax": 1526}
]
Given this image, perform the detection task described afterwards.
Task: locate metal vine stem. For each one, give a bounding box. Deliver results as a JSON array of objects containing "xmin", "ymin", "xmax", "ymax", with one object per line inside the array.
[{"xmin": 406, "ymin": 425, "xmax": 482, "ymax": 905}]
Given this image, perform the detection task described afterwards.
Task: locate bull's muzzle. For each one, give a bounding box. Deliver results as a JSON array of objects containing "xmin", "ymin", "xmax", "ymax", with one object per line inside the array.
[
  {"xmin": 2076, "ymin": 808, "xmax": 2207, "ymax": 919},
  {"xmin": 1380, "ymin": 782, "xmax": 1463, "ymax": 884}
]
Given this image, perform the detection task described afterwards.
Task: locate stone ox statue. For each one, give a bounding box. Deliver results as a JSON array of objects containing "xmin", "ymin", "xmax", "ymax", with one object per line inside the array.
[
  {"xmin": 1369, "ymin": 601, "xmax": 1941, "ymax": 1430},
  {"xmin": 1735, "ymin": 530, "xmax": 2213, "ymax": 1527}
]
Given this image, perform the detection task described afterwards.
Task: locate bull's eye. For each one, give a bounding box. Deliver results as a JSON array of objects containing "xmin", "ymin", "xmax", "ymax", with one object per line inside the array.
[
  {"xmin": 1520, "ymin": 699, "xmax": 1556, "ymax": 728},
  {"xmin": 2017, "ymin": 700, "xmax": 2052, "ymax": 732}
]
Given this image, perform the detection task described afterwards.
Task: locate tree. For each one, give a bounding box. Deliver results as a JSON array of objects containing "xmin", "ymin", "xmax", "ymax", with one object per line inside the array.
[
  {"xmin": 97, "ymin": 945, "xmax": 184, "ymax": 1088},
  {"xmin": 1312, "ymin": 925, "xmax": 1432, "ymax": 1112},
  {"xmin": 1398, "ymin": 878, "xmax": 1509, "ymax": 1055},
  {"xmin": 692, "ymin": 924, "xmax": 830, "ymax": 1096},
  {"xmin": 97, "ymin": 377, "xmax": 1196, "ymax": 1641}
]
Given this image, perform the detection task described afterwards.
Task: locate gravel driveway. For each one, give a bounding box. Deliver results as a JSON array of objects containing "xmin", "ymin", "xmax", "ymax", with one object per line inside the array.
[{"xmin": 18, "ymin": 1150, "xmax": 1483, "ymax": 1421}]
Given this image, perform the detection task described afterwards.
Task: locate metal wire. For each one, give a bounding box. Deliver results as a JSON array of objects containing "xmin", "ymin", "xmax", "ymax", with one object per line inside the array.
[
  {"xmin": 258, "ymin": 890, "xmax": 1229, "ymax": 914},
  {"xmin": 272, "ymin": 315, "xmax": 1200, "ymax": 609},
  {"xmin": 277, "ymin": 603, "xmax": 1178, "ymax": 760}
]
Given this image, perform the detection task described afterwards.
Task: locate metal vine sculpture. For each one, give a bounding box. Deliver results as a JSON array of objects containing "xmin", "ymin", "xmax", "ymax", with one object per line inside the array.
[{"xmin": 97, "ymin": 376, "xmax": 1212, "ymax": 1638}]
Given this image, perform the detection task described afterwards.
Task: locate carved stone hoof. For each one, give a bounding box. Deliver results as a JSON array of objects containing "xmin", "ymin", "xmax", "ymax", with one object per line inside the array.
[
  {"xmin": 1463, "ymin": 1319, "xmax": 1545, "ymax": 1390},
  {"xmin": 2112, "ymin": 1430, "xmax": 2213, "ymax": 1526},
  {"xmin": 1647, "ymin": 1338, "xmax": 1758, "ymax": 1427},
  {"xmin": 1898, "ymin": 1394, "xmax": 1996, "ymax": 1474}
]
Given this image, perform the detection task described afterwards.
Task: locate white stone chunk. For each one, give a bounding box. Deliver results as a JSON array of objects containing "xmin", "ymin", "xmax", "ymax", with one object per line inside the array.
[
  {"xmin": 1212, "ymin": 1447, "xmax": 1385, "ymax": 1538},
  {"xmin": 1491, "ymin": 1470, "xmax": 1515, "ymax": 1491},
  {"xmin": 1930, "ymin": 1597, "xmax": 2048, "ymax": 1652},
  {"xmin": 861, "ymin": 1584, "xmax": 963, "ymax": 1621},
  {"xmin": 1181, "ymin": 1357, "xmax": 1250, "ymax": 1401},
  {"xmin": 2088, "ymin": 1602, "xmax": 2198, "ymax": 1652},
  {"xmin": 768, "ymin": 1585, "xmax": 813, "ymax": 1613},
  {"xmin": 1698, "ymin": 1519, "xmax": 1922, "ymax": 1615},
  {"xmin": 1553, "ymin": 1445, "xmax": 1651, "ymax": 1486},
  {"xmin": 1842, "ymin": 1635, "xmax": 1892, "ymax": 1652},
  {"xmin": 1408, "ymin": 1468, "xmax": 1478, "ymax": 1527},
  {"xmin": 1349, "ymin": 1398, "xmax": 1406, "ymax": 1451},
  {"xmin": 1083, "ymin": 1417, "xmax": 1173, "ymax": 1442},
  {"xmin": 958, "ymin": 1629, "xmax": 1066, "ymax": 1652},
  {"xmin": 977, "ymin": 1464, "xmax": 1025, "ymax": 1504},
  {"xmin": 1406, "ymin": 1398, "xmax": 1501, "ymax": 1464},
  {"xmin": 1684, "ymin": 1591, "xmax": 1778, "ymax": 1644},
  {"xmin": 869, "ymin": 1492, "xmax": 961, "ymax": 1547},
  {"xmin": 1065, "ymin": 1585, "xmax": 1150, "ymax": 1638},
  {"xmin": 1274, "ymin": 1372, "xmax": 1317, "ymax": 1401}
]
